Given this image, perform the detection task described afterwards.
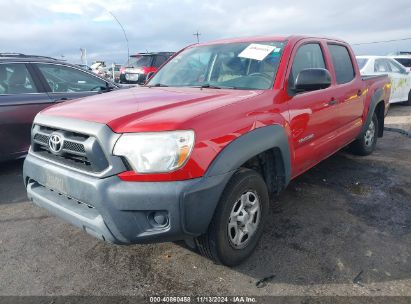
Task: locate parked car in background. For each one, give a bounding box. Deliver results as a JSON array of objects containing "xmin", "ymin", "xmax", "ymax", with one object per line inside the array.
[
  {"xmin": 389, "ymin": 55, "xmax": 411, "ymax": 72},
  {"xmin": 107, "ymin": 64, "xmax": 122, "ymax": 82},
  {"xmin": 97, "ymin": 67, "xmax": 112, "ymax": 81},
  {"xmin": 389, "ymin": 51, "xmax": 411, "ymax": 55},
  {"xmin": 90, "ymin": 61, "xmax": 107, "ymax": 78},
  {"xmin": 119, "ymin": 52, "xmax": 174, "ymax": 84},
  {"xmin": 24, "ymin": 36, "xmax": 390, "ymax": 266},
  {"xmin": 0, "ymin": 53, "xmax": 120, "ymax": 162},
  {"xmin": 357, "ymin": 56, "xmax": 411, "ymax": 105}
]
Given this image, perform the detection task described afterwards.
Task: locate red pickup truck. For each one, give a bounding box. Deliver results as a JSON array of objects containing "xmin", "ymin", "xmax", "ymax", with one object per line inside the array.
[{"xmin": 23, "ymin": 35, "xmax": 390, "ymax": 266}]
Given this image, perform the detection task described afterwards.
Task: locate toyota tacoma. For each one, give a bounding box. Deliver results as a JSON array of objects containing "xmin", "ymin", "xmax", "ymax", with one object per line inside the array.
[{"xmin": 23, "ymin": 36, "xmax": 391, "ymax": 266}]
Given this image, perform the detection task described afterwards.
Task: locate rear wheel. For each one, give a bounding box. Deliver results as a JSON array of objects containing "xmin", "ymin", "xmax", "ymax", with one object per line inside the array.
[
  {"xmin": 195, "ymin": 168, "xmax": 269, "ymax": 266},
  {"xmin": 349, "ymin": 112, "xmax": 378, "ymax": 156},
  {"xmin": 406, "ymin": 90, "xmax": 411, "ymax": 106}
]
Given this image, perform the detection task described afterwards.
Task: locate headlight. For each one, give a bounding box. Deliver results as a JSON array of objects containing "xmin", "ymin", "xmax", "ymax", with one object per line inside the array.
[{"xmin": 113, "ymin": 130, "xmax": 195, "ymax": 173}]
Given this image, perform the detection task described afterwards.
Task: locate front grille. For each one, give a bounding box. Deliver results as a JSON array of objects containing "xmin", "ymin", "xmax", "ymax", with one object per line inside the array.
[
  {"xmin": 34, "ymin": 133, "xmax": 86, "ymax": 154},
  {"xmin": 63, "ymin": 141, "xmax": 86, "ymax": 153},
  {"xmin": 31, "ymin": 125, "xmax": 109, "ymax": 173},
  {"xmin": 34, "ymin": 133, "xmax": 49, "ymax": 144}
]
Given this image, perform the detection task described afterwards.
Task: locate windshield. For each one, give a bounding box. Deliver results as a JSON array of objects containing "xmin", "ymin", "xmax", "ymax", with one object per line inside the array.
[
  {"xmin": 148, "ymin": 41, "xmax": 286, "ymax": 90},
  {"xmin": 356, "ymin": 58, "xmax": 368, "ymax": 70},
  {"xmin": 129, "ymin": 56, "xmax": 152, "ymax": 68}
]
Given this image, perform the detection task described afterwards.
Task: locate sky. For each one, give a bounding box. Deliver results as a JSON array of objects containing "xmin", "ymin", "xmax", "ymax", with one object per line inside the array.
[{"xmin": 1, "ymin": 0, "xmax": 410, "ymax": 65}]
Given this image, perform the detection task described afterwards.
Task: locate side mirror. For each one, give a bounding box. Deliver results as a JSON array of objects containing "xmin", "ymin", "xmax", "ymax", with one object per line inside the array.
[
  {"xmin": 145, "ymin": 71, "xmax": 156, "ymax": 84},
  {"xmin": 97, "ymin": 82, "xmax": 116, "ymax": 93},
  {"xmin": 294, "ymin": 68, "xmax": 331, "ymax": 92}
]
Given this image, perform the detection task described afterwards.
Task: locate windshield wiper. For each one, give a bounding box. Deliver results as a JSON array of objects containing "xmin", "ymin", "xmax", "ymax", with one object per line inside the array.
[
  {"xmin": 148, "ymin": 83, "xmax": 169, "ymax": 88},
  {"xmin": 196, "ymin": 83, "xmax": 239, "ymax": 89},
  {"xmin": 198, "ymin": 84, "xmax": 223, "ymax": 89}
]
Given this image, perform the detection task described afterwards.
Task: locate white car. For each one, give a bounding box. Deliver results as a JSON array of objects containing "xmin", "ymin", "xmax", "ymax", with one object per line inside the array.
[{"xmin": 356, "ymin": 56, "xmax": 411, "ymax": 105}]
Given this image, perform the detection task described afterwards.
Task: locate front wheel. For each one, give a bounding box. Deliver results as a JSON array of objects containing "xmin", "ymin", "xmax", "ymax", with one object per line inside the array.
[
  {"xmin": 349, "ymin": 112, "xmax": 378, "ymax": 156},
  {"xmin": 195, "ymin": 168, "xmax": 269, "ymax": 266}
]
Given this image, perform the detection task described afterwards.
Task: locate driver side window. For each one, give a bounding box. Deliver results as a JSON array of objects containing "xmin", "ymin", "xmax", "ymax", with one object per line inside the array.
[
  {"xmin": 289, "ymin": 43, "xmax": 326, "ymax": 89},
  {"xmin": 37, "ymin": 64, "xmax": 106, "ymax": 93}
]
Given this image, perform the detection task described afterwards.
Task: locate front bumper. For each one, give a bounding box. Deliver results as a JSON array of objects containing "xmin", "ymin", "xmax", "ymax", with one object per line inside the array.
[{"xmin": 23, "ymin": 153, "xmax": 231, "ymax": 244}]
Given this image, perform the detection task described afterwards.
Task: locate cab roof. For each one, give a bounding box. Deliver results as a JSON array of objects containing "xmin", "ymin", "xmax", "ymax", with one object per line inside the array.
[
  {"xmin": 131, "ymin": 52, "xmax": 174, "ymax": 57},
  {"xmin": 197, "ymin": 35, "xmax": 348, "ymax": 46},
  {"xmin": 0, "ymin": 53, "xmax": 60, "ymax": 63}
]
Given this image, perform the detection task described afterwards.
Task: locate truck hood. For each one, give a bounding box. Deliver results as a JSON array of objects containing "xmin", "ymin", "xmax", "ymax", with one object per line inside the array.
[{"xmin": 41, "ymin": 86, "xmax": 263, "ymax": 133}]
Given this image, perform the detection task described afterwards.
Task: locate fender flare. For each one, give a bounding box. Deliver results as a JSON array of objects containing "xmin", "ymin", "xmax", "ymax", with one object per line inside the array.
[
  {"xmin": 181, "ymin": 125, "xmax": 292, "ymax": 236},
  {"xmin": 359, "ymin": 88, "xmax": 384, "ymax": 137},
  {"xmin": 205, "ymin": 124, "xmax": 291, "ymax": 183}
]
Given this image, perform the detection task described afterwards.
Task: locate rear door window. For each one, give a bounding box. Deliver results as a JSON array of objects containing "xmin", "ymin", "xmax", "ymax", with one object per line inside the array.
[
  {"xmin": 328, "ymin": 44, "xmax": 355, "ymax": 84},
  {"xmin": 37, "ymin": 63, "xmax": 107, "ymax": 93},
  {"xmin": 289, "ymin": 43, "xmax": 326, "ymax": 89},
  {"xmin": 0, "ymin": 63, "xmax": 38, "ymax": 94}
]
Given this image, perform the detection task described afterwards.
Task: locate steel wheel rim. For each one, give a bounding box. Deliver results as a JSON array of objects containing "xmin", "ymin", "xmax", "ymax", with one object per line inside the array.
[
  {"xmin": 364, "ymin": 120, "xmax": 375, "ymax": 147},
  {"xmin": 227, "ymin": 190, "xmax": 261, "ymax": 249}
]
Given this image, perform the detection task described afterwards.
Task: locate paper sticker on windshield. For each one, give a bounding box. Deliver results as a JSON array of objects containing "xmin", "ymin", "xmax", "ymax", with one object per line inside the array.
[{"xmin": 238, "ymin": 44, "xmax": 276, "ymax": 61}]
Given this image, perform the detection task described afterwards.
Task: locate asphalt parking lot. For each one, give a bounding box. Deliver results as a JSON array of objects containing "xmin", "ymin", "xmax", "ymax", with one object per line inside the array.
[{"xmin": 0, "ymin": 104, "xmax": 410, "ymax": 297}]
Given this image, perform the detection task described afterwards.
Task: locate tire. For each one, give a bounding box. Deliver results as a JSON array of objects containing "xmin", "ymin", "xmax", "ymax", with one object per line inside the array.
[
  {"xmin": 349, "ymin": 112, "xmax": 378, "ymax": 156},
  {"xmin": 406, "ymin": 90, "xmax": 411, "ymax": 106},
  {"xmin": 195, "ymin": 168, "xmax": 269, "ymax": 266}
]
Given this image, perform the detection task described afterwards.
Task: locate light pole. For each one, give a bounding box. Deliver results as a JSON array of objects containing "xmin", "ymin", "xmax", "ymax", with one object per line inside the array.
[{"xmin": 108, "ymin": 11, "xmax": 130, "ymax": 65}]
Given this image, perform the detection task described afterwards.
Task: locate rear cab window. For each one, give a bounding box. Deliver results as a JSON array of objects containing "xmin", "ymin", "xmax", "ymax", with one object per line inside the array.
[{"xmin": 327, "ymin": 44, "xmax": 355, "ymax": 84}]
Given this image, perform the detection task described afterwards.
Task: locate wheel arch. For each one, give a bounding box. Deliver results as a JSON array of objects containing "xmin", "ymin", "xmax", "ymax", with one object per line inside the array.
[
  {"xmin": 361, "ymin": 87, "xmax": 385, "ymax": 138},
  {"xmin": 205, "ymin": 124, "xmax": 292, "ymax": 195},
  {"xmin": 375, "ymin": 100, "xmax": 385, "ymax": 137}
]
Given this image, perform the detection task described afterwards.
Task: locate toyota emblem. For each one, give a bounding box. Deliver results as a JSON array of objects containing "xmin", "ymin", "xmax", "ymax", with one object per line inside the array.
[{"xmin": 49, "ymin": 133, "xmax": 64, "ymax": 153}]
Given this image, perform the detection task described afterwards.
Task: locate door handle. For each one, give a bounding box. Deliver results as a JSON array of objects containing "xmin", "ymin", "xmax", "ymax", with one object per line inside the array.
[
  {"xmin": 357, "ymin": 89, "xmax": 362, "ymax": 96},
  {"xmin": 328, "ymin": 98, "xmax": 338, "ymax": 106}
]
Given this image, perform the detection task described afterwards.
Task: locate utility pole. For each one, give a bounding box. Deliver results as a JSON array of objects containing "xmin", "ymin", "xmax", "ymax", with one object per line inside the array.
[
  {"xmin": 108, "ymin": 10, "xmax": 130, "ymax": 65},
  {"xmin": 193, "ymin": 30, "xmax": 201, "ymax": 44},
  {"xmin": 80, "ymin": 48, "xmax": 87, "ymax": 66}
]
